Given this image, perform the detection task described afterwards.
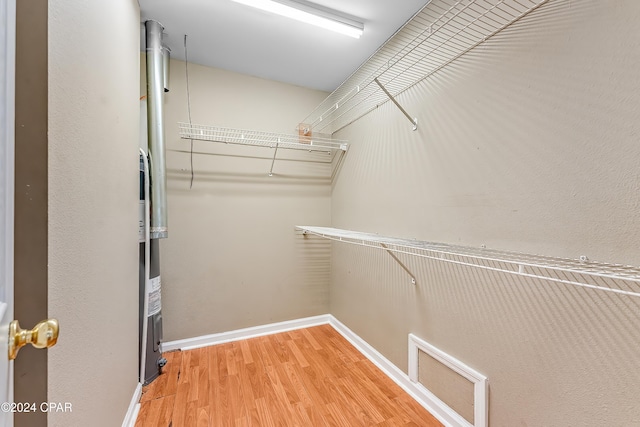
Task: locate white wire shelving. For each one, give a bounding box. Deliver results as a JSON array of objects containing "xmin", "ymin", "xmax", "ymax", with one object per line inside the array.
[
  {"xmin": 179, "ymin": 122, "xmax": 348, "ymax": 153},
  {"xmin": 296, "ymin": 226, "xmax": 640, "ymax": 298},
  {"xmin": 179, "ymin": 122, "xmax": 349, "ymax": 176},
  {"xmin": 301, "ymin": 0, "xmax": 549, "ymax": 134}
]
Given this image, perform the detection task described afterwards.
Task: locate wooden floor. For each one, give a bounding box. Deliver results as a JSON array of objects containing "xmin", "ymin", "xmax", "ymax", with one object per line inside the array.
[{"xmin": 135, "ymin": 324, "xmax": 443, "ymax": 426}]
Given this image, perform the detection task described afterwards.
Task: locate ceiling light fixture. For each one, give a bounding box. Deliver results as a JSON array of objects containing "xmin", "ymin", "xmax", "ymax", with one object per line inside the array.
[{"xmin": 231, "ymin": 0, "xmax": 364, "ymax": 39}]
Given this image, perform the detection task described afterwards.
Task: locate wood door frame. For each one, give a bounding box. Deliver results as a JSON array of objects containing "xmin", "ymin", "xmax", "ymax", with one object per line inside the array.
[{"xmin": 13, "ymin": 2, "xmax": 48, "ymax": 426}]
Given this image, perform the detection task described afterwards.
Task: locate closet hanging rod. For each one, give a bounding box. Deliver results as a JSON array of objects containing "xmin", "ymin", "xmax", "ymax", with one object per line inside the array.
[{"xmin": 296, "ymin": 226, "xmax": 640, "ymax": 298}]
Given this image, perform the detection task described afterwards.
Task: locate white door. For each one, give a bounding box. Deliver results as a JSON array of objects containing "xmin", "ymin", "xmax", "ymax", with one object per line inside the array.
[{"xmin": 0, "ymin": 0, "xmax": 15, "ymax": 425}]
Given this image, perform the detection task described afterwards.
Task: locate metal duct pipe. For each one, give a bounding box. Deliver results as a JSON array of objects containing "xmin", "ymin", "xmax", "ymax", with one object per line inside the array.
[
  {"xmin": 145, "ymin": 20, "xmax": 168, "ymax": 239},
  {"xmin": 162, "ymin": 45, "xmax": 170, "ymax": 93}
]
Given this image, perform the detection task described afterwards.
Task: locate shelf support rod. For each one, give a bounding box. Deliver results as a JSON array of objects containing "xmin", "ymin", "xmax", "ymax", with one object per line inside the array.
[
  {"xmin": 374, "ymin": 77, "xmax": 417, "ymax": 131},
  {"xmin": 380, "ymin": 243, "xmax": 417, "ymax": 285},
  {"xmin": 268, "ymin": 142, "xmax": 279, "ymax": 177}
]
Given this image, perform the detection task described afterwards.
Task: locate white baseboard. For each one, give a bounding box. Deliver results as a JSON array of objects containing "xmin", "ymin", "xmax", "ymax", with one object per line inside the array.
[
  {"xmin": 161, "ymin": 314, "xmax": 332, "ymax": 352},
  {"xmin": 157, "ymin": 314, "xmax": 460, "ymax": 427},
  {"xmin": 121, "ymin": 382, "xmax": 142, "ymax": 427}
]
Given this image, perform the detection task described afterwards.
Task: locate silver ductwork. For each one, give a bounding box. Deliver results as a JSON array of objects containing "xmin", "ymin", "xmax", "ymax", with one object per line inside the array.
[{"xmin": 145, "ymin": 20, "xmax": 168, "ymax": 239}]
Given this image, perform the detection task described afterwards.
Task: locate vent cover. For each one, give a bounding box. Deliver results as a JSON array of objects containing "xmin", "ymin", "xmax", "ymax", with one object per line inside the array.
[{"xmin": 409, "ymin": 334, "xmax": 488, "ymax": 427}]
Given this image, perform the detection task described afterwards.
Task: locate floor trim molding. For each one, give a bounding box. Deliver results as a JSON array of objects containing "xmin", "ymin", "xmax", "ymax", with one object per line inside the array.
[
  {"xmin": 121, "ymin": 382, "xmax": 142, "ymax": 427},
  {"xmin": 161, "ymin": 314, "xmax": 332, "ymax": 352}
]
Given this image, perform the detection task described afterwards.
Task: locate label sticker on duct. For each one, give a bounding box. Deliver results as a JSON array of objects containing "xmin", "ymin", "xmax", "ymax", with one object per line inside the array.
[{"xmin": 148, "ymin": 276, "xmax": 161, "ymax": 316}]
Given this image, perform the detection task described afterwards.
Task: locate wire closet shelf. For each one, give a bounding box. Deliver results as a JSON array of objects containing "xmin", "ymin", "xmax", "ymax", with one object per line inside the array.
[
  {"xmin": 296, "ymin": 226, "xmax": 640, "ymax": 298},
  {"xmin": 179, "ymin": 122, "xmax": 349, "ymax": 153},
  {"xmin": 301, "ymin": 0, "xmax": 549, "ymax": 134}
]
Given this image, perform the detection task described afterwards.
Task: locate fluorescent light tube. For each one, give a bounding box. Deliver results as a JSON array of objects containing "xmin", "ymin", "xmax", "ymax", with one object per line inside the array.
[{"xmin": 231, "ymin": 0, "xmax": 364, "ymax": 39}]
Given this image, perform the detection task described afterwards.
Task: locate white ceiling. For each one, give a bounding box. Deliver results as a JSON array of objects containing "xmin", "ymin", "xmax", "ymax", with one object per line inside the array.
[{"xmin": 138, "ymin": 0, "xmax": 430, "ymax": 92}]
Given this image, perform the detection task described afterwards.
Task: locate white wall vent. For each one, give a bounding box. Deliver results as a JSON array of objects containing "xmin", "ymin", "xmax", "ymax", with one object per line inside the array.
[{"xmin": 408, "ymin": 334, "xmax": 488, "ymax": 427}]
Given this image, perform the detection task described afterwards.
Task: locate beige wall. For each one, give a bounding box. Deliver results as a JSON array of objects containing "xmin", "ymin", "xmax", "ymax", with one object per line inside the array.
[
  {"xmin": 330, "ymin": 0, "xmax": 640, "ymax": 425},
  {"xmin": 48, "ymin": 1, "xmax": 140, "ymax": 426},
  {"xmin": 141, "ymin": 58, "xmax": 332, "ymax": 341}
]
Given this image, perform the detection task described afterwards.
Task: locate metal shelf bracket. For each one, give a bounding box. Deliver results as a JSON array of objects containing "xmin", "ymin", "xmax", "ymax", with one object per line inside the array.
[
  {"xmin": 269, "ymin": 139, "xmax": 280, "ymax": 177},
  {"xmin": 374, "ymin": 78, "xmax": 417, "ymax": 131},
  {"xmin": 381, "ymin": 243, "xmax": 417, "ymax": 285}
]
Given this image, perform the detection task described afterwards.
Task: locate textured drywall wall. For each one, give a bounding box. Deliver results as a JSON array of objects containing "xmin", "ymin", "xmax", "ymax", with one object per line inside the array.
[
  {"xmin": 140, "ymin": 58, "xmax": 331, "ymax": 341},
  {"xmin": 48, "ymin": 1, "xmax": 140, "ymax": 426},
  {"xmin": 329, "ymin": 0, "xmax": 640, "ymax": 425}
]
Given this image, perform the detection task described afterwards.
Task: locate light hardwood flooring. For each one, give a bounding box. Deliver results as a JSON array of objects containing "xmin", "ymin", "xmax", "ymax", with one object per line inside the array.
[{"xmin": 135, "ymin": 324, "xmax": 443, "ymax": 426}]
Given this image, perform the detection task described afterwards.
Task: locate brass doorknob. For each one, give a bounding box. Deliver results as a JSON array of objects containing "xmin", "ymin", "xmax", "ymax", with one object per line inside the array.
[{"xmin": 8, "ymin": 319, "xmax": 59, "ymax": 360}]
